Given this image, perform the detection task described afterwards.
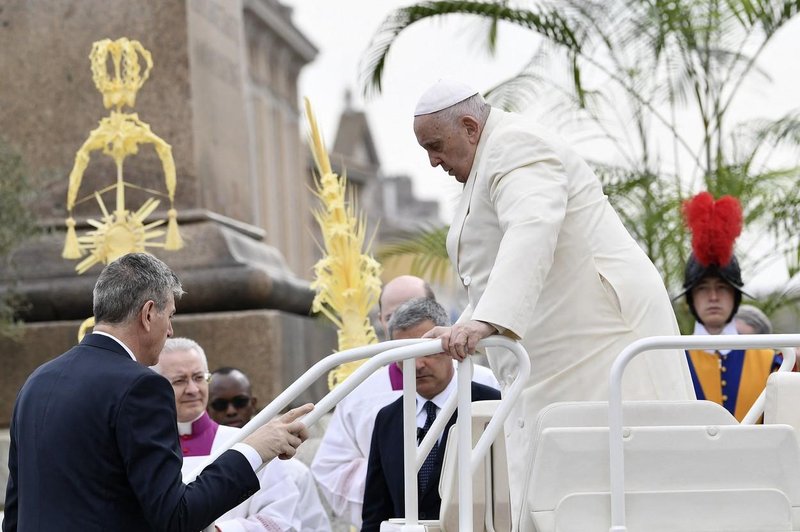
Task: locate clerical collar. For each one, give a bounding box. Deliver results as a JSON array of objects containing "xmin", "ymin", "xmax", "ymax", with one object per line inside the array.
[
  {"xmin": 177, "ymin": 411, "xmax": 207, "ymax": 436},
  {"xmin": 693, "ymin": 321, "xmax": 739, "ymax": 354}
]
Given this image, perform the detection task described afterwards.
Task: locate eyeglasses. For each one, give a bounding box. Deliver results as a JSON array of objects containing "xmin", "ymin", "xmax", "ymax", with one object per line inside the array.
[
  {"xmin": 169, "ymin": 372, "xmax": 211, "ymax": 390},
  {"xmin": 209, "ymin": 395, "xmax": 251, "ymax": 411}
]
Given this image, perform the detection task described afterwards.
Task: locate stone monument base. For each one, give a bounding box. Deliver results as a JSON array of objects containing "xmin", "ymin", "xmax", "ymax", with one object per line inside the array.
[{"xmin": 1, "ymin": 210, "xmax": 316, "ymax": 322}]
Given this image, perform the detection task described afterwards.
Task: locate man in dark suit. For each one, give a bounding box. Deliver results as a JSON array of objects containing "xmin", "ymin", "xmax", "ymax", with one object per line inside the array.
[
  {"xmin": 361, "ymin": 298, "xmax": 501, "ymax": 531},
  {"xmin": 3, "ymin": 252, "xmax": 313, "ymax": 532}
]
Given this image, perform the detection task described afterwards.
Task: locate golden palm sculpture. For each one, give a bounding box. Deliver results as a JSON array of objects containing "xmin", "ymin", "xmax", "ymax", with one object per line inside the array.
[
  {"xmin": 305, "ymin": 98, "xmax": 382, "ymax": 389},
  {"xmin": 62, "ymin": 38, "xmax": 184, "ymax": 339}
]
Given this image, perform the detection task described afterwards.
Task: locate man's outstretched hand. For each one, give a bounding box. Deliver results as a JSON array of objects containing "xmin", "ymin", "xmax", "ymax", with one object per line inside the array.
[
  {"xmin": 423, "ymin": 320, "xmax": 496, "ymax": 361},
  {"xmin": 243, "ymin": 403, "xmax": 313, "ymax": 462}
]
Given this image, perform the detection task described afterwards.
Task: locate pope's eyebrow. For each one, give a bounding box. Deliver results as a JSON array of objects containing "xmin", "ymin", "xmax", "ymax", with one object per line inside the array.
[{"xmin": 424, "ymin": 140, "xmax": 442, "ymax": 150}]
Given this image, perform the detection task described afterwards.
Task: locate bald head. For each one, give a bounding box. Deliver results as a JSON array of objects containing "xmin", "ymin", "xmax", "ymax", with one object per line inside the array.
[{"xmin": 378, "ymin": 275, "xmax": 435, "ymax": 336}]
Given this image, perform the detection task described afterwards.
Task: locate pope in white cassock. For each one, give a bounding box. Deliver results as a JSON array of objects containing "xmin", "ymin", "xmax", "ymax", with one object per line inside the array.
[
  {"xmin": 413, "ymin": 80, "xmax": 695, "ymax": 531},
  {"xmin": 154, "ymin": 338, "xmax": 330, "ymax": 532}
]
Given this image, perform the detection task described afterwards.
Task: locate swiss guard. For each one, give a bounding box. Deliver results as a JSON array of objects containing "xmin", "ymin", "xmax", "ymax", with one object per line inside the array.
[{"xmin": 678, "ymin": 191, "xmax": 781, "ymax": 421}]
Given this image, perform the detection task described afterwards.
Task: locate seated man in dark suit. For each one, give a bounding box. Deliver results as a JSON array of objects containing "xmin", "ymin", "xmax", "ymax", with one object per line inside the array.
[
  {"xmin": 3, "ymin": 252, "xmax": 313, "ymax": 532},
  {"xmin": 361, "ymin": 298, "xmax": 501, "ymax": 531}
]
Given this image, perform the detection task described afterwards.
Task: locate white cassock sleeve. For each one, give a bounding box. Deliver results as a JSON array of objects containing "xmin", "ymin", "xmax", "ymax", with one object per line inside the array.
[{"xmin": 216, "ymin": 459, "xmax": 330, "ymax": 532}]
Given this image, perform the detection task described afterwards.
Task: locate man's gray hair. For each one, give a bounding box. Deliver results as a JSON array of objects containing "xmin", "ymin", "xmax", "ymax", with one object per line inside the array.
[
  {"xmin": 388, "ymin": 297, "xmax": 450, "ymax": 338},
  {"xmin": 152, "ymin": 337, "xmax": 208, "ymax": 374},
  {"xmin": 735, "ymin": 304, "xmax": 773, "ymax": 334},
  {"xmin": 93, "ymin": 253, "xmax": 184, "ymax": 324},
  {"xmin": 437, "ymin": 93, "xmax": 490, "ymax": 126}
]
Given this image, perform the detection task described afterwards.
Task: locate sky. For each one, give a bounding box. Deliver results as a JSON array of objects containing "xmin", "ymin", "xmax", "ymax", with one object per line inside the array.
[
  {"xmin": 283, "ymin": 0, "xmax": 800, "ymax": 293},
  {"xmin": 284, "ymin": 0, "xmax": 544, "ymax": 220}
]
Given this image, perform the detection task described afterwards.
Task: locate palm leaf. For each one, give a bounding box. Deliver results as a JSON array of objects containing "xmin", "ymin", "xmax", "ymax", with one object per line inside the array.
[
  {"xmin": 377, "ymin": 225, "xmax": 454, "ymax": 284},
  {"xmin": 361, "ymin": 1, "xmax": 583, "ymax": 96}
]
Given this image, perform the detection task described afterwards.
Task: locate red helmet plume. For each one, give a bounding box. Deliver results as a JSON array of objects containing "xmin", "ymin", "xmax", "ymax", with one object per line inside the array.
[{"xmin": 683, "ymin": 191, "xmax": 742, "ymax": 267}]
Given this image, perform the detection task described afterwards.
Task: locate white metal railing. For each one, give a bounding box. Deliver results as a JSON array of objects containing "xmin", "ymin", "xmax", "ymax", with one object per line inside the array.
[
  {"xmin": 186, "ymin": 338, "xmax": 424, "ymax": 482},
  {"xmin": 187, "ymin": 336, "xmax": 530, "ymax": 532},
  {"xmin": 608, "ymin": 334, "xmax": 799, "ymax": 532},
  {"xmin": 399, "ymin": 336, "xmax": 530, "ymax": 532}
]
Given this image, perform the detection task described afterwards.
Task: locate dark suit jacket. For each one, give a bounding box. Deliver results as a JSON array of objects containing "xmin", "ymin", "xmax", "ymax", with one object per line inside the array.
[
  {"xmin": 361, "ymin": 381, "xmax": 500, "ymax": 531},
  {"xmin": 3, "ymin": 333, "xmax": 260, "ymax": 532}
]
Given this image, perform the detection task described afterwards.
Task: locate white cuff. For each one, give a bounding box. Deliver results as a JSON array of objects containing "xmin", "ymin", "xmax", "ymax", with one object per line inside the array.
[
  {"xmin": 232, "ymin": 442, "xmax": 263, "ymax": 471},
  {"xmin": 214, "ymin": 519, "xmax": 247, "ymax": 532},
  {"xmin": 215, "ymin": 520, "xmax": 246, "ymax": 532}
]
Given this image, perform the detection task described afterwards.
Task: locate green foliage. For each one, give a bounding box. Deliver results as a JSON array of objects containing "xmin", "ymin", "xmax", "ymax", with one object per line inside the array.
[
  {"xmin": 0, "ymin": 140, "xmax": 36, "ymax": 255},
  {"xmin": 377, "ymin": 225, "xmax": 453, "ymax": 284},
  {"xmin": 361, "ymin": 1, "xmax": 582, "ymax": 97},
  {"xmin": 362, "ymin": 0, "xmax": 800, "ymax": 319},
  {"xmin": 0, "ymin": 138, "xmax": 38, "ymax": 332}
]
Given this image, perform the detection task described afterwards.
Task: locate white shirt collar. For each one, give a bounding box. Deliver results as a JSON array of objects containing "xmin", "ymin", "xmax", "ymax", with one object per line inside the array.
[
  {"xmin": 92, "ymin": 331, "xmax": 137, "ymax": 361},
  {"xmin": 693, "ymin": 321, "xmax": 739, "ymax": 354},
  {"xmin": 177, "ymin": 411, "xmax": 206, "ymax": 436}
]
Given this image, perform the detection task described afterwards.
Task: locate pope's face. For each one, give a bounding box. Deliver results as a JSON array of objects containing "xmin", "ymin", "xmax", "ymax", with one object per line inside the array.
[{"xmin": 413, "ymin": 114, "xmax": 478, "ymax": 183}]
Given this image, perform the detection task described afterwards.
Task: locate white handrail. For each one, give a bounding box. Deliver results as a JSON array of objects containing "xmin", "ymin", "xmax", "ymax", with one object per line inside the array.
[
  {"xmin": 186, "ymin": 338, "xmax": 426, "ymax": 482},
  {"xmin": 189, "ymin": 335, "xmax": 529, "ymax": 532},
  {"xmin": 608, "ymin": 334, "xmax": 800, "ymax": 532},
  {"xmin": 399, "ymin": 336, "xmax": 531, "ymax": 532}
]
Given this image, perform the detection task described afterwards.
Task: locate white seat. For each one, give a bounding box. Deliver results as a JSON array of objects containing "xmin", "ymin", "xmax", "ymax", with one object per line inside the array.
[
  {"xmin": 534, "ymin": 400, "xmax": 738, "ymax": 434},
  {"xmin": 765, "ymin": 372, "xmax": 800, "ymax": 432},
  {"xmin": 517, "ymin": 399, "xmax": 738, "ymax": 527},
  {"xmin": 438, "ymin": 400, "xmax": 511, "ymax": 532},
  {"xmin": 527, "ymin": 402, "xmax": 800, "ymax": 531}
]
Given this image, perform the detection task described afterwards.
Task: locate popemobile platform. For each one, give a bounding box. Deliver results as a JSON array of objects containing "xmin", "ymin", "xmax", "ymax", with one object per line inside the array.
[{"xmin": 181, "ymin": 333, "xmax": 800, "ymax": 532}]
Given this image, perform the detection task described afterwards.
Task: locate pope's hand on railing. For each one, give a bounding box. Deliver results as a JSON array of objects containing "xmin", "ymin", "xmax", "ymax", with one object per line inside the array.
[
  {"xmin": 243, "ymin": 403, "xmax": 314, "ymax": 462},
  {"xmin": 423, "ymin": 320, "xmax": 496, "ymax": 361}
]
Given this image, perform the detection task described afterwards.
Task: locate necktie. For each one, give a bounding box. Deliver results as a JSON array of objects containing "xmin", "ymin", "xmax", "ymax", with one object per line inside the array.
[{"xmin": 418, "ymin": 400, "xmax": 439, "ymax": 493}]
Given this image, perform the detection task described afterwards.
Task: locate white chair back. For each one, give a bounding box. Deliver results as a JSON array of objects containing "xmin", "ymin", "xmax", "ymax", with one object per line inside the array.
[{"xmin": 438, "ymin": 400, "xmax": 512, "ymax": 532}]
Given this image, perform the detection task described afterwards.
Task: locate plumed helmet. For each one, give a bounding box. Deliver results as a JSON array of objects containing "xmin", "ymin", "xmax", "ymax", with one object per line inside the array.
[{"xmin": 680, "ymin": 192, "xmax": 746, "ymax": 324}]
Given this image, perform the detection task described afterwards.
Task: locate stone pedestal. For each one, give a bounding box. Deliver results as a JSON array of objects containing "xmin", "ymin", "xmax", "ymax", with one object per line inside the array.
[{"xmin": 2, "ymin": 211, "xmax": 315, "ymax": 321}]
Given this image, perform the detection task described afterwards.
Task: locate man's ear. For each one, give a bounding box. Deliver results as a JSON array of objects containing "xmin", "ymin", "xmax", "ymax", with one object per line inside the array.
[
  {"xmin": 462, "ymin": 115, "xmax": 481, "ymax": 144},
  {"xmin": 140, "ymin": 300, "xmax": 156, "ymax": 332}
]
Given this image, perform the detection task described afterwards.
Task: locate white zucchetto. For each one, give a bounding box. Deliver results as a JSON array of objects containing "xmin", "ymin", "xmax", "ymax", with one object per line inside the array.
[{"xmin": 414, "ymin": 79, "xmax": 479, "ymax": 116}]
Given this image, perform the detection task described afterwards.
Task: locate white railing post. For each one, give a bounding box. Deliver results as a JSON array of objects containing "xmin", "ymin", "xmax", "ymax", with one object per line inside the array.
[
  {"xmin": 458, "ymin": 357, "xmax": 474, "ymax": 532},
  {"xmin": 402, "ymin": 356, "xmax": 421, "ymax": 530}
]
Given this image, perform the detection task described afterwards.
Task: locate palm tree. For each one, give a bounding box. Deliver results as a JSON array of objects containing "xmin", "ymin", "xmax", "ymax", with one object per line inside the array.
[
  {"xmin": 377, "ymin": 224, "xmax": 452, "ymax": 284},
  {"xmin": 362, "ymin": 0, "xmax": 800, "ymax": 315}
]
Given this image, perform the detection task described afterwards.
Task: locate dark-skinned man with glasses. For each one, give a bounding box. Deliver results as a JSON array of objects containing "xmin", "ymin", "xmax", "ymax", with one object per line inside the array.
[{"xmin": 207, "ymin": 367, "xmax": 259, "ymax": 428}]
